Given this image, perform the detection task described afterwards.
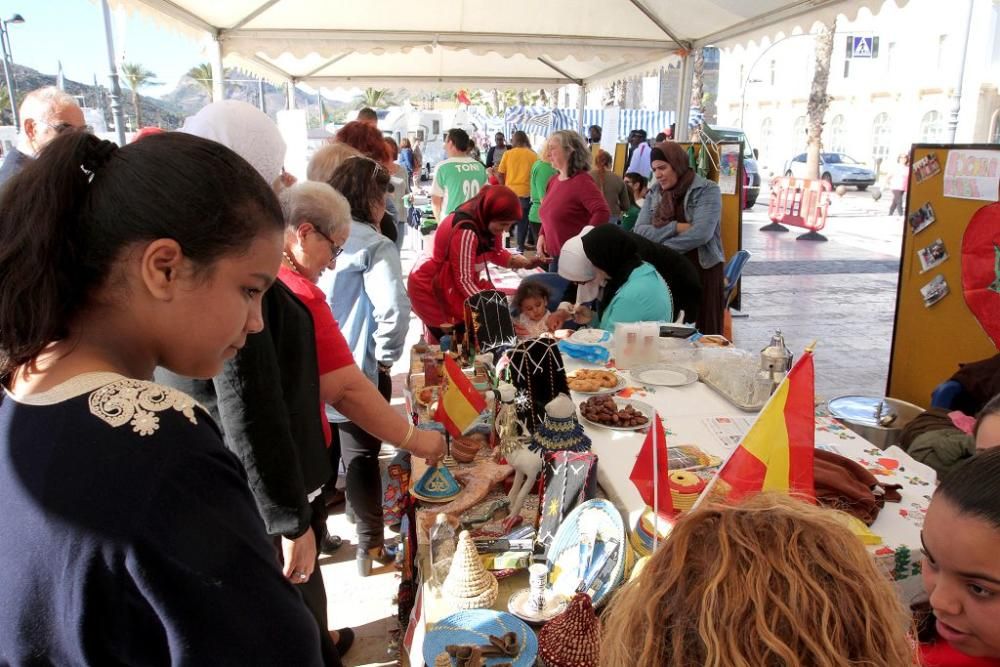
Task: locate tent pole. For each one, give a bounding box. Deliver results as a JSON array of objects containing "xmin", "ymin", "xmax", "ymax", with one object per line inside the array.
[
  {"xmin": 99, "ymin": 0, "xmax": 127, "ymax": 146},
  {"xmin": 577, "ymin": 83, "xmax": 586, "ymax": 133},
  {"xmin": 286, "ymin": 81, "xmax": 295, "ymax": 110},
  {"xmin": 210, "ymin": 36, "xmax": 225, "ymax": 102},
  {"xmin": 675, "ymin": 52, "xmax": 694, "ymax": 141}
]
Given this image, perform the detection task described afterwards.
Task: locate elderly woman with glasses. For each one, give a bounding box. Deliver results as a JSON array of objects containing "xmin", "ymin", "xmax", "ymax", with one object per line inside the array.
[{"xmin": 318, "ymin": 156, "xmax": 413, "ymax": 576}]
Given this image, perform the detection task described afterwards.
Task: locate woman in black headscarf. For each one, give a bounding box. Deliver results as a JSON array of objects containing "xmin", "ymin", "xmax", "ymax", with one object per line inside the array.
[
  {"xmin": 557, "ymin": 225, "xmax": 673, "ymax": 331},
  {"xmin": 555, "ymin": 224, "xmax": 701, "ymax": 327},
  {"xmin": 634, "ymin": 142, "xmax": 724, "ymax": 334}
]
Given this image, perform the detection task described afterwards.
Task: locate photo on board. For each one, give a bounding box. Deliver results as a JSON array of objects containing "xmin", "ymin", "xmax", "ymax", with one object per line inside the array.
[
  {"xmin": 920, "ymin": 274, "xmax": 950, "ymax": 308},
  {"xmin": 917, "ymin": 238, "xmax": 949, "ymax": 273},
  {"xmin": 908, "ymin": 202, "xmax": 937, "ymax": 235},
  {"xmin": 913, "ymin": 153, "xmax": 942, "ymax": 183}
]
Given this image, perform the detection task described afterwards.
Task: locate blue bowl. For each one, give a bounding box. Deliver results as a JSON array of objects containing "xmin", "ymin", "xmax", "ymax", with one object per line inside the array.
[{"xmin": 423, "ymin": 609, "xmax": 537, "ymax": 667}]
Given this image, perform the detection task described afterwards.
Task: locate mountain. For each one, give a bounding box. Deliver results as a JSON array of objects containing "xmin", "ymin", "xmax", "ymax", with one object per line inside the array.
[
  {"xmin": 0, "ymin": 64, "xmax": 352, "ymax": 130},
  {"xmin": 0, "ymin": 63, "xmax": 186, "ymax": 129},
  {"xmin": 159, "ymin": 70, "xmax": 353, "ymax": 126}
]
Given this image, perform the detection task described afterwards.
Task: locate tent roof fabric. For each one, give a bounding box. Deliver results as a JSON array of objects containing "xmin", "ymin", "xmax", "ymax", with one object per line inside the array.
[{"xmin": 109, "ymin": 0, "xmax": 906, "ymax": 88}]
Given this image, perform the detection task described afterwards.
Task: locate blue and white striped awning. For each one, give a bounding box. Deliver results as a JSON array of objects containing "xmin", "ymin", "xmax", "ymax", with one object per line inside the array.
[
  {"xmin": 503, "ymin": 106, "xmax": 676, "ymax": 140},
  {"xmin": 617, "ymin": 109, "xmax": 676, "ymax": 140}
]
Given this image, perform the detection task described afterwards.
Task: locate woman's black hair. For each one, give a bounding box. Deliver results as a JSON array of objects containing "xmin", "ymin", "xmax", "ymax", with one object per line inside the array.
[
  {"xmin": 512, "ymin": 281, "xmax": 550, "ymax": 310},
  {"xmin": 936, "ymin": 446, "xmax": 1000, "ymax": 529},
  {"xmin": 327, "ymin": 156, "xmax": 391, "ymax": 226},
  {"xmin": 0, "ymin": 131, "xmax": 283, "ymax": 377},
  {"xmin": 974, "ymin": 393, "xmax": 1000, "ymax": 440},
  {"xmin": 624, "ymin": 171, "xmax": 648, "ymax": 190}
]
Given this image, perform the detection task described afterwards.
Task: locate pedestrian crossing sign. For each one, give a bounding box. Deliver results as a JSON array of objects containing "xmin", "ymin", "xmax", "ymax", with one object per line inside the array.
[{"xmin": 852, "ymin": 36, "xmax": 874, "ymax": 58}]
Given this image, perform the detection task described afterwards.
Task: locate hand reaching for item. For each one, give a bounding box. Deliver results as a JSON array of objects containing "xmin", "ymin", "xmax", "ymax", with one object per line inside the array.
[{"xmin": 408, "ymin": 429, "xmax": 446, "ymax": 465}]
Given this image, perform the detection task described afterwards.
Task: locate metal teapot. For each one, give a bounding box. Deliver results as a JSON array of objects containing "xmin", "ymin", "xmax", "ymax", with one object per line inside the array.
[{"xmin": 759, "ymin": 330, "xmax": 794, "ymax": 393}]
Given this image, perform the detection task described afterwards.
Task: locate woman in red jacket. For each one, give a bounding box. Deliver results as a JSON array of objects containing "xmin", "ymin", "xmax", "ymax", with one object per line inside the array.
[{"xmin": 408, "ymin": 185, "xmax": 540, "ymax": 341}]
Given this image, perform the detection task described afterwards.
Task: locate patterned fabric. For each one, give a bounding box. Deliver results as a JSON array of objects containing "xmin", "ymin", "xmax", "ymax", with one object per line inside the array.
[
  {"xmin": 535, "ymin": 451, "xmax": 598, "ymax": 554},
  {"xmin": 89, "ymin": 378, "xmax": 199, "ymax": 436},
  {"xmin": 505, "ymin": 338, "xmax": 569, "ymax": 432},
  {"xmin": 464, "ymin": 289, "xmax": 517, "ymax": 360},
  {"xmin": 529, "ymin": 413, "xmax": 591, "ymax": 455}
]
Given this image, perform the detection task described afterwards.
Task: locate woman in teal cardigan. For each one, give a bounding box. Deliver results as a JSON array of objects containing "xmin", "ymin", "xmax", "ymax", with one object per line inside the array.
[{"xmin": 557, "ymin": 225, "xmax": 672, "ymax": 331}]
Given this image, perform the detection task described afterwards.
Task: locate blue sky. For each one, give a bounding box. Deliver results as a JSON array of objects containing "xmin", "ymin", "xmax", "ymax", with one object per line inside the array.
[{"xmin": 6, "ymin": 0, "xmax": 210, "ymax": 97}]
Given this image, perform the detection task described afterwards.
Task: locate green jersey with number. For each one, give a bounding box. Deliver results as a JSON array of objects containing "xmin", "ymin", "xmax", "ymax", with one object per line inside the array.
[{"xmin": 431, "ymin": 157, "xmax": 487, "ymax": 218}]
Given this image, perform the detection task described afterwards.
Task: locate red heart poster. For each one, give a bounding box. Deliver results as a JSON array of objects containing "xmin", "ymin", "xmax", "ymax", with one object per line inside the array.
[{"xmin": 962, "ymin": 202, "xmax": 1000, "ymax": 347}]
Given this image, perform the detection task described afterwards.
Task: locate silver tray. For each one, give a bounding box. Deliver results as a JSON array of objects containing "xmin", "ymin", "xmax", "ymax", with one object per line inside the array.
[{"xmin": 699, "ymin": 373, "xmax": 767, "ymax": 412}]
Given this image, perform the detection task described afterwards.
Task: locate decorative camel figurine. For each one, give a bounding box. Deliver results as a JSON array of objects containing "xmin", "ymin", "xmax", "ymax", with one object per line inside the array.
[{"xmin": 494, "ymin": 383, "xmax": 543, "ymax": 517}]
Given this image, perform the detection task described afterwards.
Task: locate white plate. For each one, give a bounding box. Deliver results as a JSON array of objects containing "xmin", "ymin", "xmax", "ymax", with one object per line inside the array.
[
  {"xmin": 632, "ymin": 364, "xmax": 698, "ymax": 387},
  {"xmin": 569, "ymin": 328, "xmax": 612, "ymax": 345},
  {"xmin": 578, "ymin": 397, "xmax": 654, "ymax": 432},
  {"xmin": 507, "ymin": 589, "xmax": 569, "ymax": 625},
  {"xmin": 567, "ymin": 371, "xmax": 627, "ymax": 396}
]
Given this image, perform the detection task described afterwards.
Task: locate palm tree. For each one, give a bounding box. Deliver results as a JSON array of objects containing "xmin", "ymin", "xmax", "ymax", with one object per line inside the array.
[
  {"xmin": 804, "ymin": 22, "xmax": 836, "ymax": 180},
  {"xmin": 120, "ymin": 62, "xmax": 161, "ymax": 128},
  {"xmin": 354, "ymin": 87, "xmax": 395, "ymax": 109},
  {"xmin": 690, "ymin": 48, "xmax": 705, "ymax": 116},
  {"xmin": 186, "ymin": 62, "xmax": 213, "ymax": 96}
]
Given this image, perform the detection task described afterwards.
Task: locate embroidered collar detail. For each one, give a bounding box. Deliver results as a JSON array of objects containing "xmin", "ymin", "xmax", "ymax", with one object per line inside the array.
[{"xmin": 88, "ymin": 378, "xmax": 200, "ymax": 436}]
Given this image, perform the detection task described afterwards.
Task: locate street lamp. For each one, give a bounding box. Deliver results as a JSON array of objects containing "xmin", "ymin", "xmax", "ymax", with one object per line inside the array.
[
  {"xmin": 735, "ymin": 32, "xmax": 821, "ymax": 131},
  {"xmin": 0, "ymin": 13, "xmax": 24, "ymax": 130},
  {"xmin": 738, "ymin": 78, "xmax": 764, "ymax": 131}
]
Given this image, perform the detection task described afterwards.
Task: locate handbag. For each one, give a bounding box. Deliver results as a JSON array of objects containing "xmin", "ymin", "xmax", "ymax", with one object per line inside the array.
[{"xmin": 813, "ymin": 449, "xmax": 901, "ymax": 526}]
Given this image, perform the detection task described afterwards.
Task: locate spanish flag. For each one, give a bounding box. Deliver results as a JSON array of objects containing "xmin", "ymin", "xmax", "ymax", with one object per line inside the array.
[
  {"xmin": 434, "ymin": 355, "xmax": 487, "ymax": 438},
  {"xmin": 717, "ymin": 349, "xmax": 816, "ymax": 501}
]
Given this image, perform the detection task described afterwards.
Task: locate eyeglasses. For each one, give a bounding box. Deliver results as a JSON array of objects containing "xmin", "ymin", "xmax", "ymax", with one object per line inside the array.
[
  {"xmin": 312, "ymin": 228, "xmax": 344, "ymax": 258},
  {"xmin": 346, "ymin": 154, "xmax": 389, "ymax": 181},
  {"xmin": 38, "ymin": 120, "xmax": 93, "ymax": 135}
]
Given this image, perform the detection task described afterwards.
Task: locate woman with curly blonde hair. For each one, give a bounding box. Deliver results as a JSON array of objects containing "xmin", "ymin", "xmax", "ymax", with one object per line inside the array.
[{"xmin": 601, "ymin": 494, "xmax": 915, "ymax": 667}]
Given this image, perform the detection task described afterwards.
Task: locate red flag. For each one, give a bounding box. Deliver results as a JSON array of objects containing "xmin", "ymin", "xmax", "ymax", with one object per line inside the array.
[
  {"xmin": 434, "ymin": 355, "xmax": 487, "ymax": 438},
  {"xmin": 629, "ymin": 412, "xmax": 674, "ymax": 518},
  {"xmin": 456, "ymin": 89, "xmax": 472, "ymax": 106},
  {"xmin": 717, "ymin": 350, "xmax": 816, "ymax": 502}
]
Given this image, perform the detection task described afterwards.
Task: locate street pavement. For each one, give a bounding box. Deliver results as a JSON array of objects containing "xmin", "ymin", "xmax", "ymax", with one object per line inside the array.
[{"xmin": 733, "ymin": 188, "xmax": 905, "ymax": 403}]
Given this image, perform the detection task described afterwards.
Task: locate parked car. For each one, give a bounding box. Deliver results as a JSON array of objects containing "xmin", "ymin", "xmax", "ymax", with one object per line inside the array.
[
  {"xmin": 703, "ymin": 124, "xmax": 760, "ymax": 209},
  {"xmin": 782, "ymin": 152, "xmax": 876, "ymax": 190}
]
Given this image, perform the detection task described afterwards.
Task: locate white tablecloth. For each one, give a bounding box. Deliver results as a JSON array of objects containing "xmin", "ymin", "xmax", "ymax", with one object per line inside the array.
[{"xmin": 562, "ymin": 357, "xmax": 936, "ymax": 582}]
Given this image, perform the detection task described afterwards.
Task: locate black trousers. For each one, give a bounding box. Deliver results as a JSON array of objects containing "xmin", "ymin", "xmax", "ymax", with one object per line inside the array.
[
  {"xmin": 329, "ymin": 368, "xmax": 392, "ymax": 553},
  {"xmin": 276, "ymin": 496, "xmax": 341, "ymax": 666},
  {"xmin": 515, "ymin": 196, "xmax": 535, "ymax": 251}
]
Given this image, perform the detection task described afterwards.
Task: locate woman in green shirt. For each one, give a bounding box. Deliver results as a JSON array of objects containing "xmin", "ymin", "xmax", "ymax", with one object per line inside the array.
[{"xmin": 529, "ymin": 151, "xmax": 558, "ymax": 243}]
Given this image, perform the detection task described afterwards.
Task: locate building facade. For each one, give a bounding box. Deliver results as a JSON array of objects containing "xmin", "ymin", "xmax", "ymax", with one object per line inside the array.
[{"xmin": 717, "ymin": 0, "xmax": 1000, "ymax": 179}]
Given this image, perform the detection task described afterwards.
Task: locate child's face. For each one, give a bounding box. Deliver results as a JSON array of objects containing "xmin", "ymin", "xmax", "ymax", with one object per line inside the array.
[{"xmin": 521, "ymin": 296, "xmax": 547, "ymax": 322}]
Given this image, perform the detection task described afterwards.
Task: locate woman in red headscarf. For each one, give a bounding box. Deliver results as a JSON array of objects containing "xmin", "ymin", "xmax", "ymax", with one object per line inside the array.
[{"xmin": 408, "ymin": 184, "xmax": 542, "ymax": 341}]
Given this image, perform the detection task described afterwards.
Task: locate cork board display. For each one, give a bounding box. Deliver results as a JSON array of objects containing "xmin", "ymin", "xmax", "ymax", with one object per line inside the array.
[{"xmin": 887, "ymin": 144, "xmax": 1000, "ymax": 408}]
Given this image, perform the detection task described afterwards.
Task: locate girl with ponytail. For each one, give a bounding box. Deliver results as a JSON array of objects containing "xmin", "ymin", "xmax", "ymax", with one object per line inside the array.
[{"xmin": 0, "ymin": 132, "xmax": 324, "ymax": 664}]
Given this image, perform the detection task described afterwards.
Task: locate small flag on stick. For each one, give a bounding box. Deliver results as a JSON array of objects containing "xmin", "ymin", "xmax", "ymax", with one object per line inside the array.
[
  {"xmin": 629, "ymin": 412, "xmax": 674, "ymax": 519},
  {"xmin": 434, "ymin": 355, "xmax": 487, "ymax": 438},
  {"xmin": 716, "ymin": 348, "xmax": 816, "ymax": 502}
]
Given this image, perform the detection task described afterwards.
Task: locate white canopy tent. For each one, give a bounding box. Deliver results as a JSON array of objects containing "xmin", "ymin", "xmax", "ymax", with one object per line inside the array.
[{"xmin": 108, "ymin": 0, "xmax": 906, "ymax": 138}]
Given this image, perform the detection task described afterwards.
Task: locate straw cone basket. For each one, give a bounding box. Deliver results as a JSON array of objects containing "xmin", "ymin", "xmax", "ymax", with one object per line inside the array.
[
  {"xmin": 442, "ymin": 531, "xmax": 499, "ymax": 610},
  {"xmin": 538, "ymin": 592, "xmax": 601, "ymax": 667},
  {"xmin": 433, "ymin": 652, "xmax": 452, "ymax": 667}
]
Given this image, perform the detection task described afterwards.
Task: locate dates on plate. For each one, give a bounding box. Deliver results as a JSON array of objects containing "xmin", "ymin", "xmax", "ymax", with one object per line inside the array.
[{"xmin": 579, "ymin": 395, "xmax": 649, "ymax": 427}]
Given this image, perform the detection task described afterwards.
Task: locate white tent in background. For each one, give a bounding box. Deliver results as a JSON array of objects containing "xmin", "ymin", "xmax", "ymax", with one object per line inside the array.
[{"xmin": 107, "ymin": 0, "xmax": 908, "ymax": 138}]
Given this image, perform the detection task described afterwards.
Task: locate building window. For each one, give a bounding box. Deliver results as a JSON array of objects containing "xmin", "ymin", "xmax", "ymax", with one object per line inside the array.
[
  {"xmin": 759, "ymin": 117, "xmax": 774, "ymax": 159},
  {"xmin": 886, "ymin": 41, "xmax": 896, "ymax": 72},
  {"xmin": 769, "ymin": 60, "xmax": 776, "ymax": 86},
  {"xmin": 872, "ymin": 112, "xmax": 891, "ymax": 171},
  {"xmin": 920, "ymin": 111, "xmax": 944, "ymax": 142},
  {"xmin": 793, "ymin": 115, "xmax": 808, "ymax": 152},
  {"xmin": 991, "ymin": 109, "xmax": 1000, "ymax": 143},
  {"xmin": 738, "ymin": 64, "xmax": 745, "ymax": 88},
  {"xmin": 829, "ymin": 114, "xmax": 846, "ymax": 153}
]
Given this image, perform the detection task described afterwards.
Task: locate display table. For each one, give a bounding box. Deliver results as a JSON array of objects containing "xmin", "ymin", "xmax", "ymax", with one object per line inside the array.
[
  {"xmin": 489, "ymin": 266, "xmax": 544, "ymax": 296},
  {"xmin": 403, "ymin": 353, "xmax": 936, "ymax": 666}
]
